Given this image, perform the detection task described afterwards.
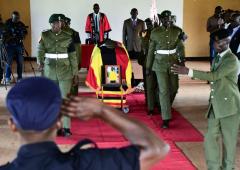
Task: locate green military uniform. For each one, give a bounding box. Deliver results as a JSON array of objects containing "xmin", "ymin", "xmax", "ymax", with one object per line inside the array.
[
  {"xmin": 146, "ymin": 11, "xmax": 185, "ymax": 123},
  {"xmin": 37, "ymin": 14, "xmax": 78, "ymax": 131},
  {"xmin": 192, "ymin": 49, "xmax": 240, "ymax": 170},
  {"xmin": 140, "ymin": 27, "xmax": 160, "ymax": 113},
  {"xmin": 64, "ymin": 17, "xmax": 82, "ymax": 96},
  {"xmin": 69, "ymin": 28, "xmax": 81, "ymax": 95}
]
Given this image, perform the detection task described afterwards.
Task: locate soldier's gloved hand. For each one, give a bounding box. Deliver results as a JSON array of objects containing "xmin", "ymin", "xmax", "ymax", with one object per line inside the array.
[
  {"xmin": 72, "ymin": 75, "xmax": 79, "ymax": 86},
  {"xmin": 141, "ymin": 30, "xmax": 147, "ymax": 38}
]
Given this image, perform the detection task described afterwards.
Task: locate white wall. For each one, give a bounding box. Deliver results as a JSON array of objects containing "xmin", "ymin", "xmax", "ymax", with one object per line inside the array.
[{"xmin": 30, "ymin": 0, "xmax": 183, "ymax": 56}]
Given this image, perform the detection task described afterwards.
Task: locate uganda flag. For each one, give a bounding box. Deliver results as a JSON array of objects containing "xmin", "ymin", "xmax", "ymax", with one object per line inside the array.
[{"xmin": 85, "ymin": 40, "xmax": 132, "ymax": 108}]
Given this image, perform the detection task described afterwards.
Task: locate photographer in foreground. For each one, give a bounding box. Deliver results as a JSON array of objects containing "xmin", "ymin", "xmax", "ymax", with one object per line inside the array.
[
  {"xmin": 4, "ymin": 11, "xmax": 27, "ymax": 84},
  {"xmin": 0, "ymin": 77, "xmax": 169, "ymax": 170}
]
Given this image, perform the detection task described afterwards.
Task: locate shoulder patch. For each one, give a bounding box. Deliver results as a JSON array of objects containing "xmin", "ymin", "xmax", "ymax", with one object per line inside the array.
[
  {"xmin": 173, "ymin": 25, "xmax": 182, "ymax": 32},
  {"xmin": 41, "ymin": 29, "xmax": 50, "ymax": 36},
  {"xmin": 42, "ymin": 29, "xmax": 50, "ymax": 33}
]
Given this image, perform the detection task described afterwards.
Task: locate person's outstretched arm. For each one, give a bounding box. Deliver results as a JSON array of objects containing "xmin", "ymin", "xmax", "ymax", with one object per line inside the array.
[{"xmin": 61, "ymin": 96, "xmax": 170, "ymax": 170}]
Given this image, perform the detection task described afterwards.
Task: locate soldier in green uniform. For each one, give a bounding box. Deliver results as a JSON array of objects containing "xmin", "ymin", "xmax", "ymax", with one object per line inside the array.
[
  {"xmin": 64, "ymin": 16, "xmax": 81, "ymax": 96},
  {"xmin": 171, "ymin": 29, "xmax": 240, "ymax": 170},
  {"xmin": 140, "ymin": 18, "xmax": 160, "ymax": 115},
  {"xmin": 37, "ymin": 14, "xmax": 78, "ymax": 136},
  {"xmin": 146, "ymin": 10, "xmax": 185, "ymax": 128}
]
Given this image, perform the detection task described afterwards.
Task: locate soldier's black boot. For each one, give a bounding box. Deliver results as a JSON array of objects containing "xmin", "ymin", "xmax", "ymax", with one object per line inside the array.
[
  {"xmin": 63, "ymin": 128, "xmax": 72, "ymax": 137},
  {"xmin": 147, "ymin": 110, "xmax": 154, "ymax": 116},
  {"xmin": 57, "ymin": 128, "xmax": 64, "ymax": 136},
  {"xmin": 161, "ymin": 120, "xmax": 169, "ymax": 129}
]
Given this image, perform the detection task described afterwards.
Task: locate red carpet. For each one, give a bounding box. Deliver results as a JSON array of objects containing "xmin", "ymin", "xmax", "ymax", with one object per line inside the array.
[{"xmin": 56, "ymin": 93, "xmax": 203, "ymax": 170}]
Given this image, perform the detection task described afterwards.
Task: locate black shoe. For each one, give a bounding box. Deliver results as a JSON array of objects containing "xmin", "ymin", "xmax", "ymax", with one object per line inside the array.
[
  {"xmin": 63, "ymin": 128, "xmax": 72, "ymax": 137},
  {"xmin": 57, "ymin": 128, "xmax": 64, "ymax": 136},
  {"xmin": 161, "ymin": 120, "xmax": 169, "ymax": 129},
  {"xmin": 147, "ymin": 110, "xmax": 154, "ymax": 116}
]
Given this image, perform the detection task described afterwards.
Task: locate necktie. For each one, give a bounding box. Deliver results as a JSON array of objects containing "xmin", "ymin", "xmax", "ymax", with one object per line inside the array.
[
  {"xmin": 133, "ymin": 20, "xmax": 136, "ymax": 27},
  {"xmin": 95, "ymin": 15, "xmax": 98, "ymax": 32}
]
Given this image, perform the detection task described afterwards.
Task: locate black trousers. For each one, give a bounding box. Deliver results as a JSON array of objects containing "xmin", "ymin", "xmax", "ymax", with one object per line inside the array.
[
  {"xmin": 128, "ymin": 51, "xmax": 142, "ymax": 87},
  {"xmin": 128, "ymin": 51, "xmax": 141, "ymax": 60}
]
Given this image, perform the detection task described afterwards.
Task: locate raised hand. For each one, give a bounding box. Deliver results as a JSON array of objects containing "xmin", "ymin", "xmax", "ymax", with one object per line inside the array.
[
  {"xmin": 61, "ymin": 96, "xmax": 104, "ymax": 120},
  {"xmin": 171, "ymin": 64, "xmax": 189, "ymax": 75}
]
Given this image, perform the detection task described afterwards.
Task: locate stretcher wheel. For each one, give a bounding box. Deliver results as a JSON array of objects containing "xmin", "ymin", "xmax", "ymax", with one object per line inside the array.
[{"xmin": 122, "ymin": 107, "xmax": 129, "ymax": 114}]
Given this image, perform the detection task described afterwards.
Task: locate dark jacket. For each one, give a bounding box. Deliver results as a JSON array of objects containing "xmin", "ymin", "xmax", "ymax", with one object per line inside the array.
[
  {"xmin": 0, "ymin": 140, "xmax": 140, "ymax": 170},
  {"xmin": 229, "ymin": 26, "xmax": 240, "ymax": 59}
]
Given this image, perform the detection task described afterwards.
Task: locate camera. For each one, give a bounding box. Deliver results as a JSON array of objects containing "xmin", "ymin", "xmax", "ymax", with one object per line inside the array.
[{"xmin": 217, "ymin": 10, "xmax": 225, "ymax": 19}]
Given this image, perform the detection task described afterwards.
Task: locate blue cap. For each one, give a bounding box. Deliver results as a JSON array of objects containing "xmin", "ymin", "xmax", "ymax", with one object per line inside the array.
[{"xmin": 6, "ymin": 77, "xmax": 62, "ymax": 131}]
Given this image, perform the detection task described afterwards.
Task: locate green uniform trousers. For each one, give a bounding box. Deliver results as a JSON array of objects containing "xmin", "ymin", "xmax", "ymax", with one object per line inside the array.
[
  {"xmin": 146, "ymin": 70, "xmax": 160, "ymax": 111},
  {"xmin": 205, "ymin": 108, "xmax": 240, "ymax": 170},
  {"xmin": 53, "ymin": 79, "xmax": 72, "ymax": 129},
  {"xmin": 155, "ymin": 70, "xmax": 178, "ymax": 120}
]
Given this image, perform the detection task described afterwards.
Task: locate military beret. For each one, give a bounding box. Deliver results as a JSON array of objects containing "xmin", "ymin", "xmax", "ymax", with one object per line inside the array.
[
  {"xmin": 210, "ymin": 28, "xmax": 232, "ymax": 41},
  {"xmin": 58, "ymin": 14, "xmax": 66, "ymax": 21},
  {"xmin": 161, "ymin": 10, "xmax": 172, "ymax": 17},
  {"xmin": 49, "ymin": 13, "xmax": 60, "ymax": 23},
  {"xmin": 6, "ymin": 77, "xmax": 62, "ymax": 131},
  {"xmin": 65, "ymin": 17, "xmax": 71, "ymax": 24}
]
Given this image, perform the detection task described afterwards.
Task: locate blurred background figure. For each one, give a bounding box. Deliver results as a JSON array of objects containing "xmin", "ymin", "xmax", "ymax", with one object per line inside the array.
[
  {"xmin": 85, "ymin": 3, "xmax": 111, "ymax": 44},
  {"xmin": 4, "ymin": 11, "xmax": 27, "ymax": 84},
  {"xmin": 206, "ymin": 6, "xmax": 224, "ymax": 65}
]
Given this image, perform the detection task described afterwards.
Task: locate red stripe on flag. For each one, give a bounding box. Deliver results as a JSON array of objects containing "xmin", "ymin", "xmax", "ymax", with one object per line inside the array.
[
  {"xmin": 86, "ymin": 66, "xmax": 98, "ymax": 90},
  {"xmin": 115, "ymin": 47, "xmax": 129, "ymax": 79}
]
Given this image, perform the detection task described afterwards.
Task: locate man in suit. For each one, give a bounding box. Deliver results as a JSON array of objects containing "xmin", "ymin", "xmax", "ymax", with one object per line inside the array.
[
  {"xmin": 123, "ymin": 8, "xmax": 145, "ymax": 87},
  {"xmin": 146, "ymin": 10, "xmax": 185, "ymax": 128},
  {"xmin": 122, "ymin": 8, "xmax": 145, "ymax": 60},
  {"xmin": 85, "ymin": 3, "xmax": 111, "ymax": 44},
  {"xmin": 37, "ymin": 14, "xmax": 79, "ymax": 136},
  {"xmin": 229, "ymin": 13, "xmax": 240, "ymax": 57},
  {"xmin": 171, "ymin": 29, "xmax": 240, "ymax": 170},
  {"xmin": 229, "ymin": 13, "xmax": 240, "ymax": 55},
  {"xmin": 229, "ymin": 13, "xmax": 240, "ymax": 90},
  {"xmin": 4, "ymin": 11, "xmax": 27, "ymax": 83}
]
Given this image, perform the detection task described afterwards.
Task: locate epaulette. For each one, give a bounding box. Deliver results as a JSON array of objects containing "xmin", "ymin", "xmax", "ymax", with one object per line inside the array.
[
  {"xmin": 41, "ymin": 29, "xmax": 51, "ymax": 36},
  {"xmin": 62, "ymin": 29, "xmax": 73, "ymax": 36},
  {"xmin": 42, "ymin": 29, "xmax": 50, "ymax": 33},
  {"xmin": 172, "ymin": 25, "xmax": 182, "ymax": 32}
]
